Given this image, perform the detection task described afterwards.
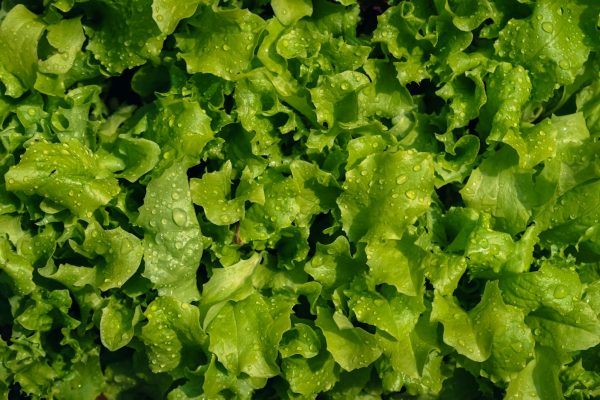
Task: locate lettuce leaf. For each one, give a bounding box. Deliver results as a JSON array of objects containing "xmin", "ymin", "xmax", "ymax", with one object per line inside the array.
[{"xmin": 1, "ymin": 0, "xmax": 599, "ymax": 398}]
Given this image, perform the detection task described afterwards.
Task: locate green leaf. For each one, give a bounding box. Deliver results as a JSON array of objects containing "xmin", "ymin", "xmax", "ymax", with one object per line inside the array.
[
  {"xmin": 365, "ymin": 237, "xmax": 425, "ymax": 296},
  {"xmin": 376, "ymin": 308, "xmax": 445, "ymax": 394},
  {"xmin": 503, "ymin": 118, "xmax": 557, "ymax": 170},
  {"xmin": 347, "ymin": 283, "xmax": 424, "ymax": 341},
  {"xmin": 205, "ymin": 292, "xmax": 288, "ymax": 379},
  {"xmin": 499, "ymin": 263, "xmax": 584, "ymax": 315},
  {"xmin": 152, "ymin": 0, "xmax": 203, "ymax": 35},
  {"xmin": 176, "ymin": 6, "xmax": 265, "ymax": 80},
  {"xmin": 338, "ymin": 149, "xmax": 435, "ymax": 242},
  {"xmin": 423, "ymin": 253, "xmax": 467, "ymax": 296},
  {"xmin": 137, "ymin": 163, "xmax": 202, "ymax": 302},
  {"xmin": 38, "ymin": 17, "xmax": 85, "ymax": 76},
  {"xmin": 305, "ymin": 236, "xmax": 364, "ymax": 291},
  {"xmin": 82, "ymin": 221, "xmax": 143, "ymax": 290},
  {"xmin": 140, "ymin": 296, "xmax": 206, "ymax": 373},
  {"xmin": 444, "ymin": 0, "xmax": 501, "ymax": 32},
  {"xmin": 279, "ymin": 323, "xmax": 321, "ymax": 359},
  {"xmin": 201, "ymin": 355, "xmax": 256, "ymax": 399},
  {"xmin": 526, "ymin": 303, "xmax": 600, "ymax": 353},
  {"xmin": 282, "ymin": 352, "xmax": 337, "ymax": 396},
  {"xmin": 190, "ymin": 161, "xmax": 244, "ymax": 226},
  {"xmin": 199, "ymin": 253, "xmax": 261, "ymax": 321},
  {"xmin": 464, "ymin": 215, "xmax": 538, "ymax": 279},
  {"xmin": 239, "ymin": 162, "xmax": 338, "ymax": 242},
  {"xmin": 577, "ymin": 79, "xmax": 600, "ymax": 136},
  {"xmin": 53, "ymin": 352, "xmax": 105, "ymax": 400},
  {"xmin": 504, "ymin": 347, "xmax": 564, "ymax": 400},
  {"xmin": 461, "ymin": 146, "xmax": 536, "ymax": 235},
  {"xmin": 100, "ymin": 297, "xmax": 141, "ymax": 351},
  {"xmin": 309, "ymin": 71, "xmax": 370, "ymax": 129},
  {"xmin": 494, "ymin": 0, "xmax": 592, "ymax": 102},
  {"xmin": 40, "ymin": 220, "xmax": 142, "ymax": 291},
  {"xmin": 479, "ymin": 62, "xmax": 531, "ymax": 142},
  {"xmin": 0, "ymin": 5, "xmax": 45, "ymax": 93},
  {"xmin": 432, "ymin": 281, "xmax": 535, "ymax": 377},
  {"xmin": 85, "ymin": 0, "xmax": 164, "ymax": 73},
  {"xmin": 436, "ymin": 72, "xmax": 486, "ymax": 132},
  {"xmin": 360, "ymin": 59, "xmax": 414, "ymax": 121},
  {"xmin": 5, "ymin": 140, "xmax": 120, "ymax": 218},
  {"xmin": 271, "ymin": 0, "xmax": 313, "ymax": 26},
  {"xmin": 315, "ymin": 307, "xmax": 382, "ymax": 371},
  {"xmin": 149, "ymin": 97, "xmax": 214, "ymax": 168},
  {"xmin": 0, "ymin": 237, "xmax": 36, "ymax": 296},
  {"xmin": 114, "ymin": 136, "xmax": 161, "ymax": 182},
  {"xmin": 539, "ymin": 179, "xmax": 600, "ymax": 247}
]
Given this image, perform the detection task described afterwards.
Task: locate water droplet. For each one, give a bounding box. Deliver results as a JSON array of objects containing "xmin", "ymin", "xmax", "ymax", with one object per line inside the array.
[
  {"xmin": 360, "ymin": 170, "xmax": 368, "ymax": 176},
  {"xmin": 396, "ymin": 175, "xmax": 407, "ymax": 184},
  {"xmin": 405, "ymin": 190, "xmax": 416, "ymax": 200},
  {"xmin": 412, "ymin": 164, "xmax": 421, "ymax": 172},
  {"xmin": 222, "ymin": 44, "xmax": 230, "ymax": 51},
  {"xmin": 553, "ymin": 285, "xmax": 568, "ymax": 299},
  {"xmin": 559, "ymin": 60, "xmax": 569, "ymax": 70},
  {"xmin": 541, "ymin": 22, "xmax": 553, "ymax": 33}
]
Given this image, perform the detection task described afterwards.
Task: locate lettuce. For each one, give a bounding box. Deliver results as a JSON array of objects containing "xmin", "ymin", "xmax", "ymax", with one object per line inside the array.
[{"xmin": 0, "ymin": 0, "xmax": 599, "ymax": 399}]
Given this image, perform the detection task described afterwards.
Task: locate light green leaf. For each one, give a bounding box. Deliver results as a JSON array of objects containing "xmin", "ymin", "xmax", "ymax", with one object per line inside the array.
[
  {"xmin": 423, "ymin": 253, "xmax": 467, "ymax": 296},
  {"xmin": 347, "ymin": 283, "xmax": 424, "ymax": 341},
  {"xmin": 282, "ymin": 352, "xmax": 337, "ymax": 397},
  {"xmin": 176, "ymin": 6, "xmax": 265, "ymax": 80},
  {"xmin": 100, "ymin": 298, "xmax": 141, "ymax": 351},
  {"xmin": 315, "ymin": 307, "xmax": 382, "ymax": 371},
  {"xmin": 305, "ymin": 236, "xmax": 363, "ymax": 291},
  {"xmin": 365, "ymin": 238, "xmax": 425, "ymax": 296},
  {"xmin": 271, "ymin": 0, "xmax": 313, "ymax": 26},
  {"xmin": 0, "ymin": 237, "xmax": 36, "ymax": 296},
  {"xmin": 494, "ymin": 0, "xmax": 592, "ymax": 102},
  {"xmin": 199, "ymin": 253, "xmax": 261, "ymax": 323},
  {"xmin": 432, "ymin": 281, "xmax": 535, "ymax": 377},
  {"xmin": 5, "ymin": 140, "xmax": 120, "ymax": 218},
  {"xmin": 190, "ymin": 161, "xmax": 244, "ymax": 226},
  {"xmin": 461, "ymin": 146, "xmax": 536, "ymax": 235},
  {"xmin": 86, "ymin": 0, "xmax": 164, "ymax": 73},
  {"xmin": 338, "ymin": 149, "xmax": 435, "ymax": 242},
  {"xmin": 38, "ymin": 18, "xmax": 85, "ymax": 75},
  {"xmin": 82, "ymin": 221, "xmax": 143, "ymax": 290},
  {"xmin": 464, "ymin": 215, "xmax": 538, "ymax": 279},
  {"xmin": 499, "ymin": 263, "xmax": 584, "ymax": 315},
  {"xmin": 478, "ymin": 63, "xmax": 531, "ymax": 143},
  {"xmin": 279, "ymin": 323, "xmax": 321, "ymax": 359},
  {"xmin": 0, "ymin": 5, "xmax": 45, "ymax": 92},
  {"xmin": 526, "ymin": 303, "xmax": 600, "ymax": 353},
  {"xmin": 114, "ymin": 136, "xmax": 161, "ymax": 182},
  {"xmin": 206, "ymin": 293, "xmax": 284, "ymax": 379},
  {"xmin": 140, "ymin": 296, "xmax": 206, "ymax": 373},
  {"xmin": 309, "ymin": 71, "xmax": 370, "ymax": 128},
  {"xmin": 152, "ymin": 0, "xmax": 203, "ymax": 35},
  {"xmin": 505, "ymin": 347, "xmax": 564, "ymax": 400},
  {"xmin": 138, "ymin": 163, "xmax": 202, "ymax": 302}
]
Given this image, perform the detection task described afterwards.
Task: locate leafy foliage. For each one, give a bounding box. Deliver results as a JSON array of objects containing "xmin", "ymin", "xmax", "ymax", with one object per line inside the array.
[{"xmin": 0, "ymin": 0, "xmax": 599, "ymax": 399}]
